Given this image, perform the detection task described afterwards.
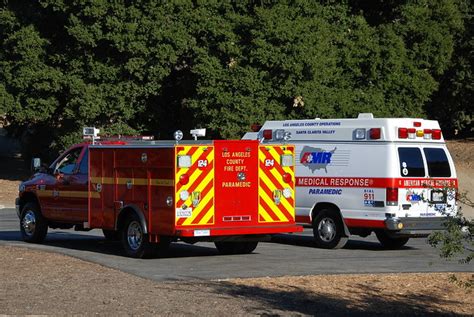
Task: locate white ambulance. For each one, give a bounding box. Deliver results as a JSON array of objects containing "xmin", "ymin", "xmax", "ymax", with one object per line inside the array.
[{"xmin": 243, "ymin": 113, "xmax": 458, "ymax": 249}]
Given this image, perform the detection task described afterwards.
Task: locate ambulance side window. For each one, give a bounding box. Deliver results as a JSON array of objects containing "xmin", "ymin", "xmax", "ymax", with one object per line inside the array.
[
  {"xmin": 423, "ymin": 148, "xmax": 451, "ymax": 177},
  {"xmin": 78, "ymin": 149, "xmax": 88, "ymax": 175},
  {"xmin": 398, "ymin": 148, "xmax": 425, "ymax": 177}
]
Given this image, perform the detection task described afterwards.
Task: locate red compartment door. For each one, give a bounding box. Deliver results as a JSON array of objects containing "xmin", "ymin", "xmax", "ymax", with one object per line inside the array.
[{"xmin": 214, "ymin": 140, "xmax": 259, "ymax": 227}]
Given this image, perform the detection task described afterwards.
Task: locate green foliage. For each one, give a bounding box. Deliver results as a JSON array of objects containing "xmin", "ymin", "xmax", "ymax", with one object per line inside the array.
[
  {"xmin": 429, "ymin": 192, "xmax": 474, "ymax": 265},
  {"xmin": 0, "ymin": 0, "xmax": 471, "ymax": 159}
]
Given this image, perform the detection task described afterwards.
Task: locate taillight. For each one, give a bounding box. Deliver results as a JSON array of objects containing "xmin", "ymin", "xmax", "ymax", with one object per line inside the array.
[
  {"xmin": 432, "ymin": 129, "xmax": 442, "ymax": 140},
  {"xmin": 282, "ymin": 173, "xmax": 292, "ymax": 183},
  {"xmin": 263, "ymin": 129, "xmax": 273, "ymax": 140},
  {"xmin": 398, "ymin": 128, "xmax": 408, "ymax": 139},
  {"xmin": 386, "ymin": 188, "xmax": 398, "ymax": 206},
  {"xmin": 369, "ymin": 128, "xmax": 381, "ymax": 139}
]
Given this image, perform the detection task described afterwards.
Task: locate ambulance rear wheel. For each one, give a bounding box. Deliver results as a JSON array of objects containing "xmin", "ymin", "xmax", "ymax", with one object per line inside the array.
[
  {"xmin": 375, "ymin": 231, "xmax": 410, "ymax": 249},
  {"xmin": 121, "ymin": 214, "xmax": 154, "ymax": 258},
  {"xmin": 214, "ymin": 241, "xmax": 258, "ymax": 255},
  {"xmin": 20, "ymin": 202, "xmax": 48, "ymax": 243},
  {"xmin": 312, "ymin": 210, "xmax": 347, "ymax": 249}
]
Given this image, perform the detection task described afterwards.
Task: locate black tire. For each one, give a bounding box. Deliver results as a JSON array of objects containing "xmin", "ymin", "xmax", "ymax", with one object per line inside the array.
[
  {"xmin": 20, "ymin": 202, "xmax": 48, "ymax": 243},
  {"xmin": 102, "ymin": 229, "xmax": 120, "ymax": 241},
  {"xmin": 121, "ymin": 214, "xmax": 154, "ymax": 258},
  {"xmin": 214, "ymin": 241, "xmax": 258, "ymax": 255},
  {"xmin": 312, "ymin": 209, "xmax": 348, "ymax": 249},
  {"xmin": 376, "ymin": 231, "xmax": 410, "ymax": 249}
]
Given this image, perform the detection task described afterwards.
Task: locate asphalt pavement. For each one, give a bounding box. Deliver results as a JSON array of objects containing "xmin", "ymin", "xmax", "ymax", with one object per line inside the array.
[{"xmin": 1, "ymin": 208, "xmax": 471, "ymax": 282}]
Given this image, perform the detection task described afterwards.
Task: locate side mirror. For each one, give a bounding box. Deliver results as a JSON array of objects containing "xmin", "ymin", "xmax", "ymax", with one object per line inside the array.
[{"xmin": 31, "ymin": 158, "xmax": 41, "ymax": 173}]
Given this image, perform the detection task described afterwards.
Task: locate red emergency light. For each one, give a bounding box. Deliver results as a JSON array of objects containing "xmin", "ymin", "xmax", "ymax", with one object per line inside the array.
[
  {"xmin": 398, "ymin": 128, "xmax": 408, "ymax": 139},
  {"xmin": 432, "ymin": 129, "xmax": 442, "ymax": 140},
  {"xmin": 413, "ymin": 122, "xmax": 422, "ymax": 127},
  {"xmin": 179, "ymin": 174, "xmax": 189, "ymax": 185},
  {"xmin": 262, "ymin": 129, "xmax": 273, "ymax": 140},
  {"xmin": 251, "ymin": 124, "xmax": 262, "ymax": 132},
  {"xmin": 369, "ymin": 128, "xmax": 381, "ymax": 139}
]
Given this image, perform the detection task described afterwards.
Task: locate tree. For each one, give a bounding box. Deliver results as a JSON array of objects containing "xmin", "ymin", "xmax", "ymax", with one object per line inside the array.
[{"xmin": 0, "ymin": 0, "xmax": 469, "ymax": 160}]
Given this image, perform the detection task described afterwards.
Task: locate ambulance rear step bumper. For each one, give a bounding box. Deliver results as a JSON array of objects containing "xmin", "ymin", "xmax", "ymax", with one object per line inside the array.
[{"xmin": 385, "ymin": 217, "xmax": 447, "ymax": 237}]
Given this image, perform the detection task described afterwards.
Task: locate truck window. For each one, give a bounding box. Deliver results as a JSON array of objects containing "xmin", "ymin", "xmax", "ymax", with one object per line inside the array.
[
  {"xmin": 78, "ymin": 149, "xmax": 88, "ymax": 174},
  {"xmin": 398, "ymin": 148, "xmax": 425, "ymax": 177},
  {"xmin": 56, "ymin": 147, "xmax": 82, "ymax": 174},
  {"xmin": 423, "ymin": 148, "xmax": 451, "ymax": 177}
]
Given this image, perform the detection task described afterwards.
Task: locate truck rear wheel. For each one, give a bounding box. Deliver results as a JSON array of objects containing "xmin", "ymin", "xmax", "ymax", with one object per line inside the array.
[
  {"xmin": 121, "ymin": 214, "xmax": 154, "ymax": 258},
  {"xmin": 214, "ymin": 241, "xmax": 258, "ymax": 255},
  {"xmin": 376, "ymin": 231, "xmax": 409, "ymax": 249},
  {"xmin": 312, "ymin": 210, "xmax": 348, "ymax": 249},
  {"xmin": 20, "ymin": 202, "xmax": 48, "ymax": 243}
]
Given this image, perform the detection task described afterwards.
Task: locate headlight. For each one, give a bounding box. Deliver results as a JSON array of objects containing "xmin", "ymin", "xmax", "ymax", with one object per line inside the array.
[
  {"xmin": 283, "ymin": 188, "xmax": 292, "ymax": 198},
  {"xmin": 177, "ymin": 155, "xmax": 192, "ymax": 168},
  {"xmin": 281, "ymin": 154, "xmax": 293, "ymax": 167},
  {"xmin": 180, "ymin": 190, "xmax": 189, "ymax": 201}
]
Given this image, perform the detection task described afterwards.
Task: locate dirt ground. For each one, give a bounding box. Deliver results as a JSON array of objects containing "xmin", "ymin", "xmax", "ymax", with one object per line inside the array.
[
  {"xmin": 1, "ymin": 140, "xmax": 473, "ymax": 315},
  {"xmin": 0, "ymin": 246, "xmax": 472, "ymax": 316},
  {"xmin": 446, "ymin": 140, "xmax": 474, "ymax": 219}
]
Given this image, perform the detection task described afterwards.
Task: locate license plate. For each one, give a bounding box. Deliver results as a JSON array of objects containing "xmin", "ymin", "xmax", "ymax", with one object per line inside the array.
[{"xmin": 431, "ymin": 190, "xmax": 446, "ymax": 203}]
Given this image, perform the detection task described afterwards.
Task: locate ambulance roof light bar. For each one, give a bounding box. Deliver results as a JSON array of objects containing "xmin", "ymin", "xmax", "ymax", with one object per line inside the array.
[{"xmin": 83, "ymin": 127, "xmax": 100, "ymax": 145}]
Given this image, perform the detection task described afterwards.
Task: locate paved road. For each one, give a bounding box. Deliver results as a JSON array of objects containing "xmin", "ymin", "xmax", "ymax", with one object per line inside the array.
[{"xmin": 1, "ymin": 208, "xmax": 471, "ymax": 281}]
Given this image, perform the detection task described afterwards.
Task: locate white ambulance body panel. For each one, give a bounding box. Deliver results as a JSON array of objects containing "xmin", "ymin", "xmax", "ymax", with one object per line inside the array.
[{"xmin": 244, "ymin": 114, "xmax": 457, "ymax": 245}]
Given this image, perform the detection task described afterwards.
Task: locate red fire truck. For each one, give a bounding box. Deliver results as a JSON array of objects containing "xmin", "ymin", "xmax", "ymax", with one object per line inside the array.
[{"xmin": 16, "ymin": 128, "xmax": 301, "ymax": 258}]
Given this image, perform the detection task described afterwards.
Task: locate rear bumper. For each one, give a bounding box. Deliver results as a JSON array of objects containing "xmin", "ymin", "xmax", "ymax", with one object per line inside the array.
[
  {"xmin": 385, "ymin": 217, "xmax": 447, "ymax": 237},
  {"xmin": 175, "ymin": 224, "xmax": 304, "ymax": 238}
]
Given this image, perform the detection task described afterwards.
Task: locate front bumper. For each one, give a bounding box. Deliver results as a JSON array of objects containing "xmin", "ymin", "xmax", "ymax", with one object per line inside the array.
[{"xmin": 385, "ymin": 217, "xmax": 447, "ymax": 237}]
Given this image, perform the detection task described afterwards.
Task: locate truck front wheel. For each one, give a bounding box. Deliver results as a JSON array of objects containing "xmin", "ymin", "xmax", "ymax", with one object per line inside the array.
[
  {"xmin": 121, "ymin": 214, "xmax": 154, "ymax": 258},
  {"xmin": 375, "ymin": 230, "xmax": 409, "ymax": 249},
  {"xmin": 312, "ymin": 210, "xmax": 348, "ymax": 249},
  {"xmin": 20, "ymin": 202, "xmax": 48, "ymax": 243}
]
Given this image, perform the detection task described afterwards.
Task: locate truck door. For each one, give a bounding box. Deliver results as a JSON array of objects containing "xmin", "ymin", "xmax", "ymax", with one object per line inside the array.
[
  {"xmin": 52, "ymin": 146, "xmax": 88, "ymax": 222},
  {"xmin": 214, "ymin": 140, "xmax": 259, "ymax": 226}
]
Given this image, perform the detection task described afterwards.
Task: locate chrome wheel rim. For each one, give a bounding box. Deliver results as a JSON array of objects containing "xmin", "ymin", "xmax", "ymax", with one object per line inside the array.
[
  {"xmin": 22, "ymin": 210, "xmax": 36, "ymax": 236},
  {"xmin": 127, "ymin": 221, "xmax": 143, "ymax": 251},
  {"xmin": 318, "ymin": 217, "xmax": 336, "ymax": 242}
]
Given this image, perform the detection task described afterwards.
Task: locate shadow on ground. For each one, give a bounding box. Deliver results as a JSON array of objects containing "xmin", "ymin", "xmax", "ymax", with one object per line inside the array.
[
  {"xmin": 185, "ymin": 280, "xmax": 466, "ymax": 316},
  {"xmin": 0, "ymin": 230, "xmax": 221, "ymax": 259},
  {"xmin": 271, "ymin": 234, "xmax": 414, "ymax": 251}
]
